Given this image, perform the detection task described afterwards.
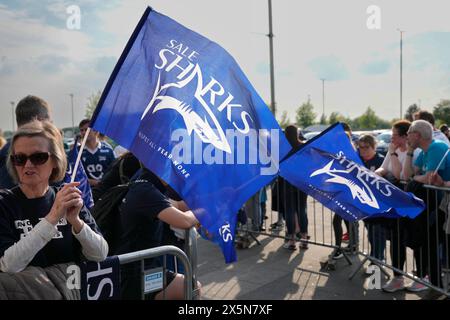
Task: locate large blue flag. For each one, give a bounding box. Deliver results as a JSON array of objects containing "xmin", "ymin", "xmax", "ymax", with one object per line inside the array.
[
  {"xmin": 90, "ymin": 8, "xmax": 291, "ymax": 262},
  {"xmin": 64, "ymin": 141, "xmax": 94, "ymax": 209},
  {"xmin": 279, "ymin": 123, "xmax": 425, "ymax": 221}
]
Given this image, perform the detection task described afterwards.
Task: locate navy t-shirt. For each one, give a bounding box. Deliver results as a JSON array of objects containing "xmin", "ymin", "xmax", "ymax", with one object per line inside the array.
[
  {"xmin": 0, "ymin": 186, "xmax": 103, "ymax": 268},
  {"xmin": 116, "ymin": 170, "xmax": 172, "ymax": 256},
  {"xmin": 360, "ymin": 153, "xmax": 385, "ymax": 172},
  {"xmin": 81, "ymin": 142, "xmax": 116, "ymax": 181},
  {"xmin": 116, "ymin": 170, "xmax": 175, "ymax": 299},
  {"xmin": 360, "ymin": 153, "xmax": 385, "ymax": 224}
]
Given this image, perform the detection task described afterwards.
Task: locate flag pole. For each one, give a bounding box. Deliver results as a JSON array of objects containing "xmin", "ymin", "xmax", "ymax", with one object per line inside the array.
[
  {"xmin": 70, "ymin": 128, "xmax": 90, "ymax": 182},
  {"xmin": 433, "ymin": 148, "xmax": 450, "ymax": 175}
]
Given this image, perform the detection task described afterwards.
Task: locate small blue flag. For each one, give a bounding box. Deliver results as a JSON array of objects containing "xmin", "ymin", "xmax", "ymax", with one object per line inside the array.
[
  {"xmin": 90, "ymin": 8, "xmax": 290, "ymax": 263},
  {"xmin": 279, "ymin": 123, "xmax": 425, "ymax": 221},
  {"xmin": 64, "ymin": 141, "xmax": 94, "ymax": 209}
]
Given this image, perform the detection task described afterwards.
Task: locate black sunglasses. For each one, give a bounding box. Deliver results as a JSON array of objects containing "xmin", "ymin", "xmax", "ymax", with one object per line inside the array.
[{"xmin": 10, "ymin": 152, "xmax": 51, "ymax": 166}]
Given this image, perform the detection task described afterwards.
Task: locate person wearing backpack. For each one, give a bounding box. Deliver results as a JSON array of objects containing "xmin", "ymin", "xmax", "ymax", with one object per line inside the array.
[
  {"xmin": 115, "ymin": 167, "xmax": 201, "ymax": 300},
  {"xmin": 91, "ymin": 152, "xmax": 142, "ymax": 202}
]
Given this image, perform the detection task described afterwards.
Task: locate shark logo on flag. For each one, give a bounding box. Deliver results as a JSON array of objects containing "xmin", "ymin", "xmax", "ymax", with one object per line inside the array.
[
  {"xmin": 310, "ymin": 159, "xmax": 380, "ymax": 209},
  {"xmin": 89, "ymin": 7, "xmax": 291, "ymax": 263},
  {"xmin": 279, "ymin": 123, "xmax": 425, "ymax": 221},
  {"xmin": 141, "ymin": 70, "xmax": 231, "ymax": 153}
]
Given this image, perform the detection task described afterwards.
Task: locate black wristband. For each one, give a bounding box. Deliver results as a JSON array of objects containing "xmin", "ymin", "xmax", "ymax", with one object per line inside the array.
[{"xmin": 390, "ymin": 152, "xmax": 398, "ymax": 157}]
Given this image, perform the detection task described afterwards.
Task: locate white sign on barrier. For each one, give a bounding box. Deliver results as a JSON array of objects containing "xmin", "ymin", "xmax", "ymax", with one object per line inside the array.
[{"xmin": 144, "ymin": 268, "xmax": 164, "ymax": 293}]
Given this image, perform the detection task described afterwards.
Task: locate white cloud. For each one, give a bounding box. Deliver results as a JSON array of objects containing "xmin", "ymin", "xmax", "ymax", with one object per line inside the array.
[
  {"xmin": 0, "ymin": 5, "xmax": 117, "ymax": 130},
  {"xmin": 1, "ymin": 0, "xmax": 450, "ymax": 132}
]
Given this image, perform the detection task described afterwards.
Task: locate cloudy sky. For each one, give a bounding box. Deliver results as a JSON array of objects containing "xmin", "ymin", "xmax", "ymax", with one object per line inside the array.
[{"xmin": 1, "ymin": 0, "xmax": 450, "ymax": 131}]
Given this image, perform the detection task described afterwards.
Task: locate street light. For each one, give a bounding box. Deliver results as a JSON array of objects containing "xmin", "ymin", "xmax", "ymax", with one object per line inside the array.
[
  {"xmin": 69, "ymin": 93, "xmax": 74, "ymax": 136},
  {"xmin": 397, "ymin": 29, "xmax": 405, "ymax": 119},
  {"xmin": 267, "ymin": 0, "xmax": 276, "ymax": 115},
  {"xmin": 10, "ymin": 101, "xmax": 15, "ymax": 132}
]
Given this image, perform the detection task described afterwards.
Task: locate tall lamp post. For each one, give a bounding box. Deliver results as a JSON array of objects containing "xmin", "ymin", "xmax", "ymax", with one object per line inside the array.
[
  {"xmin": 10, "ymin": 101, "xmax": 15, "ymax": 132},
  {"xmin": 69, "ymin": 93, "xmax": 74, "ymax": 136},
  {"xmin": 398, "ymin": 29, "xmax": 405, "ymax": 119},
  {"xmin": 267, "ymin": 0, "xmax": 276, "ymax": 115}
]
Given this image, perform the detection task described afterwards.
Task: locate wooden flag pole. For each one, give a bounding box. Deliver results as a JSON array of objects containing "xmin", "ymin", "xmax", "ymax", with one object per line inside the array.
[{"xmin": 70, "ymin": 127, "xmax": 90, "ymax": 183}]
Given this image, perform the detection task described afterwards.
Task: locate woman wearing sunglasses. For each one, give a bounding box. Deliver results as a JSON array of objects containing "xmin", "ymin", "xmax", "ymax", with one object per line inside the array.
[{"xmin": 0, "ymin": 120, "xmax": 108, "ymax": 273}]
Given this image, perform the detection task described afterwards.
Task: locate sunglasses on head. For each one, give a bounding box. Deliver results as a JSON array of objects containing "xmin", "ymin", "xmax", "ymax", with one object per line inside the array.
[{"xmin": 10, "ymin": 152, "xmax": 51, "ymax": 166}]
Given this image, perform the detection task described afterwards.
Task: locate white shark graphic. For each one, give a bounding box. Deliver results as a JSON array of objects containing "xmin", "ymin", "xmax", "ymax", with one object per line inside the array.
[
  {"xmin": 310, "ymin": 160, "xmax": 380, "ymax": 209},
  {"xmin": 141, "ymin": 68, "xmax": 232, "ymax": 154},
  {"xmin": 152, "ymin": 96, "xmax": 230, "ymax": 152}
]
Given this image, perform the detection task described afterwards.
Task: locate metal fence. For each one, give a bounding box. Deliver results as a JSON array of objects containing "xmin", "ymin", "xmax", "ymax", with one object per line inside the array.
[
  {"xmin": 184, "ymin": 227, "xmax": 199, "ymax": 298},
  {"xmin": 117, "ymin": 243, "xmax": 195, "ymax": 300},
  {"xmin": 354, "ymin": 183, "xmax": 450, "ymax": 296},
  {"xmin": 236, "ymin": 178, "xmax": 450, "ymax": 298}
]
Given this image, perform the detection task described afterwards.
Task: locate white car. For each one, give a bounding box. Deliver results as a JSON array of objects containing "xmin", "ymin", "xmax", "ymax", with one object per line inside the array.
[
  {"xmin": 375, "ymin": 132, "xmax": 392, "ymax": 155},
  {"xmin": 303, "ymin": 132, "xmax": 321, "ymax": 141}
]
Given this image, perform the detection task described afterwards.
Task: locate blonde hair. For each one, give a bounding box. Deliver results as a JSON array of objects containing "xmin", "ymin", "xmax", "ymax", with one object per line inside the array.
[
  {"xmin": 0, "ymin": 136, "xmax": 6, "ymax": 150},
  {"xmin": 7, "ymin": 120, "xmax": 67, "ymax": 184}
]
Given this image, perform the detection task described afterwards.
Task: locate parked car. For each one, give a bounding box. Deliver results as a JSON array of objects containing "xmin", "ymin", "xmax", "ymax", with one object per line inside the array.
[
  {"xmin": 372, "ymin": 129, "xmax": 390, "ymax": 136},
  {"xmin": 63, "ymin": 137, "xmax": 75, "ymax": 154},
  {"xmin": 350, "ymin": 133, "xmax": 360, "ymax": 144},
  {"xmin": 376, "ymin": 131, "xmax": 392, "ymax": 156},
  {"xmin": 303, "ymin": 131, "xmax": 321, "ymax": 141}
]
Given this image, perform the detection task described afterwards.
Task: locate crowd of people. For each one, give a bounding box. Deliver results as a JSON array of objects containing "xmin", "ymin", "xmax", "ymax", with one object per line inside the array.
[
  {"xmin": 264, "ymin": 113, "xmax": 450, "ymax": 299},
  {"xmin": 0, "ymin": 95, "xmax": 449, "ymax": 300},
  {"xmin": 0, "ymin": 95, "xmax": 199, "ymax": 300}
]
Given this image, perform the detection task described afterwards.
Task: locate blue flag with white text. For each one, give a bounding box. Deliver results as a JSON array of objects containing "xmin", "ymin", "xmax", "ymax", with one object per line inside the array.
[
  {"xmin": 90, "ymin": 8, "xmax": 291, "ymax": 262},
  {"xmin": 64, "ymin": 142, "xmax": 94, "ymax": 209},
  {"xmin": 279, "ymin": 123, "xmax": 425, "ymax": 221},
  {"xmin": 80, "ymin": 257, "xmax": 120, "ymax": 300}
]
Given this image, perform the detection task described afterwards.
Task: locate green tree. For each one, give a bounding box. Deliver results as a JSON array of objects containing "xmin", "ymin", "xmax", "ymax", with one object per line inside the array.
[
  {"xmin": 277, "ymin": 110, "xmax": 290, "ymax": 129},
  {"xmin": 376, "ymin": 118, "xmax": 392, "ymax": 129},
  {"xmin": 353, "ymin": 106, "xmax": 378, "ymax": 129},
  {"xmin": 351, "ymin": 106, "xmax": 391, "ymax": 130},
  {"xmin": 328, "ymin": 111, "xmax": 347, "ymax": 125},
  {"xmin": 319, "ymin": 113, "xmax": 327, "ymax": 125},
  {"xmin": 295, "ymin": 99, "xmax": 316, "ymax": 128},
  {"xmin": 433, "ymin": 99, "xmax": 450, "ymax": 125},
  {"xmin": 85, "ymin": 90, "xmax": 102, "ymax": 119},
  {"xmin": 405, "ymin": 103, "xmax": 420, "ymax": 122}
]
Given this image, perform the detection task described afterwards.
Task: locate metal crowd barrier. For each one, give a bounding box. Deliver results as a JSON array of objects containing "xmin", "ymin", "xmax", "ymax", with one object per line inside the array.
[
  {"xmin": 351, "ymin": 183, "xmax": 450, "ymax": 297},
  {"xmin": 184, "ymin": 227, "xmax": 200, "ymax": 299},
  {"xmin": 236, "ymin": 178, "xmax": 450, "ymax": 298},
  {"xmin": 117, "ymin": 245, "xmax": 194, "ymax": 300}
]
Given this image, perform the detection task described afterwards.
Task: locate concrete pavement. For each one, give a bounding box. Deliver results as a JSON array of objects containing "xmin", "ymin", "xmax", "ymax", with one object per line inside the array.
[{"xmin": 196, "ymin": 232, "xmax": 427, "ymax": 300}]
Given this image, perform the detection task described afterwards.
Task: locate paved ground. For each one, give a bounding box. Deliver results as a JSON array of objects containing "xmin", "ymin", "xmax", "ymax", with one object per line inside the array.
[
  {"xmin": 193, "ymin": 188, "xmax": 450, "ymax": 300},
  {"xmin": 196, "ymin": 233, "xmax": 428, "ymax": 300},
  {"xmin": 194, "ymin": 194, "xmax": 437, "ymax": 300}
]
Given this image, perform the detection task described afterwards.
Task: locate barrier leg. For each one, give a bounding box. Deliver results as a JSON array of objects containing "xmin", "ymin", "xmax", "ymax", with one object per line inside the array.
[{"xmin": 349, "ymin": 255, "xmax": 368, "ymax": 280}]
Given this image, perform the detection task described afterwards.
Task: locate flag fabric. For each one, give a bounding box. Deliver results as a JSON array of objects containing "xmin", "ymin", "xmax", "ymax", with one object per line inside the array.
[
  {"xmin": 64, "ymin": 141, "xmax": 94, "ymax": 209},
  {"xmin": 279, "ymin": 123, "xmax": 425, "ymax": 221},
  {"xmin": 90, "ymin": 7, "xmax": 291, "ymax": 263},
  {"xmin": 80, "ymin": 257, "xmax": 120, "ymax": 300}
]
